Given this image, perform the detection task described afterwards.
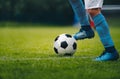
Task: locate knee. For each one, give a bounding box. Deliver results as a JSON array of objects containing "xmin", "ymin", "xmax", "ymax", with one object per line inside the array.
[{"xmin": 87, "ymin": 8, "xmax": 101, "ymax": 17}]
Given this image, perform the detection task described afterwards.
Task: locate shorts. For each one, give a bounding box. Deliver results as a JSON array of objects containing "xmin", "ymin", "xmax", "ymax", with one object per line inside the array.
[{"xmin": 84, "ymin": 0, "xmax": 103, "ymax": 9}]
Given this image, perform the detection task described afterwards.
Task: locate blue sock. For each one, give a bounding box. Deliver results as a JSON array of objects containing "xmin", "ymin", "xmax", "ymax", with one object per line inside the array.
[
  {"xmin": 68, "ymin": 0, "xmax": 90, "ymax": 26},
  {"xmin": 93, "ymin": 13, "xmax": 114, "ymax": 48}
]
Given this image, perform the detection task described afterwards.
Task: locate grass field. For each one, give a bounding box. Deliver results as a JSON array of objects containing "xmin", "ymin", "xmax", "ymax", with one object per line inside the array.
[{"xmin": 0, "ymin": 24, "xmax": 120, "ymax": 79}]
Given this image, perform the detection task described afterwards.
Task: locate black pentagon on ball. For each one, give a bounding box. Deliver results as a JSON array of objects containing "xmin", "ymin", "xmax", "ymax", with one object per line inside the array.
[
  {"xmin": 54, "ymin": 47, "xmax": 58, "ymax": 54},
  {"xmin": 54, "ymin": 36, "xmax": 59, "ymax": 41},
  {"xmin": 73, "ymin": 42, "xmax": 77, "ymax": 50},
  {"xmin": 65, "ymin": 34, "xmax": 72, "ymax": 38},
  {"xmin": 61, "ymin": 41, "xmax": 68, "ymax": 49}
]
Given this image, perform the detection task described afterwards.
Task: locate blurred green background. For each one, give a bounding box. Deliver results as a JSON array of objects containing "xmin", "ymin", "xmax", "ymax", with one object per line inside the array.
[{"xmin": 0, "ymin": 0, "xmax": 120, "ymax": 25}]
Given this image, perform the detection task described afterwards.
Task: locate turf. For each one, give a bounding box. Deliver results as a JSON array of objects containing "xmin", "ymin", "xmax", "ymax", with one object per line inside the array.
[{"xmin": 0, "ymin": 25, "xmax": 120, "ymax": 79}]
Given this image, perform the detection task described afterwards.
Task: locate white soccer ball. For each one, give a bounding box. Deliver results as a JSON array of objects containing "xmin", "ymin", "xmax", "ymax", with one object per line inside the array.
[{"xmin": 54, "ymin": 34, "xmax": 77, "ymax": 56}]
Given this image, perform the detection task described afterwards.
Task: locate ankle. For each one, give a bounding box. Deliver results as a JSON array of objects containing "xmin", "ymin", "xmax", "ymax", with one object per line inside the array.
[
  {"xmin": 81, "ymin": 25, "xmax": 91, "ymax": 31},
  {"xmin": 105, "ymin": 46, "xmax": 116, "ymax": 53}
]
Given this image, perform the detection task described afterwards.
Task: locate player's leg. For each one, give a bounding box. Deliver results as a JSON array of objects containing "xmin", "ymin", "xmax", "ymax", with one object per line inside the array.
[
  {"xmin": 93, "ymin": 12, "xmax": 119, "ymax": 61},
  {"xmin": 68, "ymin": 0, "xmax": 94, "ymax": 40},
  {"xmin": 87, "ymin": 1, "xmax": 119, "ymax": 61},
  {"xmin": 73, "ymin": 14, "xmax": 80, "ymax": 27}
]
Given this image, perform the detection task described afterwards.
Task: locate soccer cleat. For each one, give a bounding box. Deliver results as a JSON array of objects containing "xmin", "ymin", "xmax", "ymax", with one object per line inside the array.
[
  {"xmin": 95, "ymin": 50, "xmax": 119, "ymax": 61},
  {"xmin": 73, "ymin": 28, "xmax": 95, "ymax": 40}
]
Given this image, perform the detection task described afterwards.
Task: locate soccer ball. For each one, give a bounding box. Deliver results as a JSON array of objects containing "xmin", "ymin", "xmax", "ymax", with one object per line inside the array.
[{"xmin": 54, "ymin": 34, "xmax": 77, "ymax": 56}]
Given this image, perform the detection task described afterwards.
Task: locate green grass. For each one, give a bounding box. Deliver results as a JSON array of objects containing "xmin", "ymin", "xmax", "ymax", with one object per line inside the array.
[{"xmin": 0, "ymin": 25, "xmax": 120, "ymax": 79}]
